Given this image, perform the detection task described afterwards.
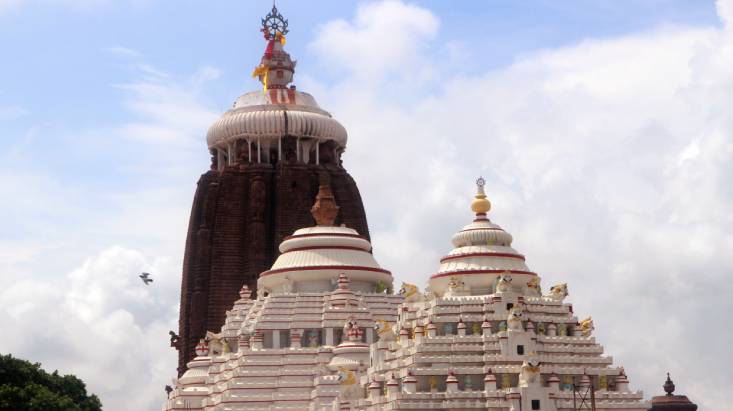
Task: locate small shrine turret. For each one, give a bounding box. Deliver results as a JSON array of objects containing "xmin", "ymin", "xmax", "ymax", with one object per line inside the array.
[
  {"xmin": 428, "ymin": 177, "xmax": 538, "ymax": 296},
  {"xmin": 648, "ymin": 374, "xmax": 698, "ymax": 411},
  {"xmin": 257, "ymin": 184, "xmax": 392, "ymax": 294}
]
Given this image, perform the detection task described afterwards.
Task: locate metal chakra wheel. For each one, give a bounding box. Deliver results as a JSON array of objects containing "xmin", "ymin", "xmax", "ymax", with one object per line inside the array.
[{"xmin": 261, "ymin": 5, "xmax": 289, "ymax": 39}]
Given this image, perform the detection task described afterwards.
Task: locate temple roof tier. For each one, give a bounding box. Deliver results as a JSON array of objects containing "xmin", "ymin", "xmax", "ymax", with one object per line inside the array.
[{"xmin": 257, "ymin": 185, "xmax": 392, "ymax": 295}]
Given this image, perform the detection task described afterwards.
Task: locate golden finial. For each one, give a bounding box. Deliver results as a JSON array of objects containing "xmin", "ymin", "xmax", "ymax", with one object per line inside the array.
[{"xmin": 471, "ymin": 177, "xmax": 491, "ymax": 214}]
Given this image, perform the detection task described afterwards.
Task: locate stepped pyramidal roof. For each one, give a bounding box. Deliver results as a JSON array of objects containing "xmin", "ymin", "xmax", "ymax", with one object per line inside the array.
[{"xmin": 164, "ymin": 176, "xmax": 658, "ymax": 411}]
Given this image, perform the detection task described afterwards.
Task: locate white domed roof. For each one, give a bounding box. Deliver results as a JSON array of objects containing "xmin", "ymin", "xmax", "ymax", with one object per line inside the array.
[
  {"xmin": 270, "ymin": 225, "xmax": 382, "ymax": 272},
  {"xmin": 206, "ymin": 90, "xmax": 347, "ymax": 149},
  {"xmin": 257, "ymin": 186, "xmax": 392, "ymax": 294},
  {"xmin": 206, "ymin": 30, "xmax": 348, "ymax": 150},
  {"xmin": 429, "ymin": 180, "xmax": 536, "ymax": 296}
]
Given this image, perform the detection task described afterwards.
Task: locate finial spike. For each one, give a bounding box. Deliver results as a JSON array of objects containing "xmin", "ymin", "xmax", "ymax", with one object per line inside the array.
[
  {"xmin": 663, "ymin": 372, "xmax": 676, "ymax": 396},
  {"xmin": 253, "ymin": 4, "xmax": 294, "ymax": 91}
]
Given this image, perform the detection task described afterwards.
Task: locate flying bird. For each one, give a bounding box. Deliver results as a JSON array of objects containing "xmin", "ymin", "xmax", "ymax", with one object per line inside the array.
[{"xmin": 139, "ymin": 272, "xmax": 153, "ymax": 285}]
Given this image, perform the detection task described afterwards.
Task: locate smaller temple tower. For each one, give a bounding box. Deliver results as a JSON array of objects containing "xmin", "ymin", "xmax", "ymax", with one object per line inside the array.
[
  {"xmin": 647, "ymin": 374, "xmax": 698, "ymax": 411},
  {"xmin": 164, "ymin": 186, "xmax": 402, "ymax": 411}
]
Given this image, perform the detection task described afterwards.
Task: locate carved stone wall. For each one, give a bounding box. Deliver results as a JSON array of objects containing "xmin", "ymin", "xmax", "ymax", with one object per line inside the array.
[{"xmin": 177, "ymin": 162, "xmax": 369, "ymax": 374}]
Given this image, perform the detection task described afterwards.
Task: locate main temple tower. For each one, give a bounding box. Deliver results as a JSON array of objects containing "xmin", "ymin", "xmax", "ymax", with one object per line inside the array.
[{"xmin": 176, "ymin": 6, "xmax": 370, "ymax": 374}]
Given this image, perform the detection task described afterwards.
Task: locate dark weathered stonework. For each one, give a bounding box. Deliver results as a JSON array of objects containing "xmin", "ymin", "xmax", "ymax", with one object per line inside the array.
[
  {"xmin": 647, "ymin": 374, "xmax": 698, "ymax": 411},
  {"xmin": 176, "ymin": 161, "xmax": 369, "ymax": 374}
]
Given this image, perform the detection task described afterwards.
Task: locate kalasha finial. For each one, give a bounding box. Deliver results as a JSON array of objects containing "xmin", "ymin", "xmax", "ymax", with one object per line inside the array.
[
  {"xmin": 664, "ymin": 373, "xmax": 676, "ymax": 396},
  {"xmin": 261, "ymin": 3, "xmax": 289, "ymax": 40},
  {"xmin": 311, "ymin": 185, "xmax": 340, "ymax": 226},
  {"xmin": 252, "ymin": 3, "xmax": 295, "ymax": 91},
  {"xmin": 471, "ymin": 176, "xmax": 492, "ymax": 216}
]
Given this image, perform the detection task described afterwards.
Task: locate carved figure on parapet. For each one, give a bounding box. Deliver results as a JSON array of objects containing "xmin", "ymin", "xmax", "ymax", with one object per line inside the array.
[
  {"xmin": 526, "ymin": 276, "xmax": 541, "ymax": 297},
  {"xmin": 444, "ymin": 276, "xmax": 468, "ymax": 297},
  {"xmin": 205, "ymin": 331, "xmax": 225, "ymax": 356},
  {"xmin": 398, "ymin": 282, "xmax": 424, "ymax": 303},
  {"xmin": 496, "ymin": 272, "xmax": 513, "ymax": 293},
  {"xmin": 506, "ymin": 305, "xmax": 525, "ymax": 332},
  {"xmin": 337, "ymin": 367, "xmax": 363, "ymax": 400},
  {"xmin": 579, "ymin": 316, "xmax": 594, "ymax": 337},
  {"xmin": 374, "ymin": 319, "xmax": 398, "ymax": 342},
  {"xmin": 519, "ymin": 354, "xmax": 541, "ymax": 387},
  {"xmin": 544, "ymin": 283, "xmax": 569, "ymax": 301}
]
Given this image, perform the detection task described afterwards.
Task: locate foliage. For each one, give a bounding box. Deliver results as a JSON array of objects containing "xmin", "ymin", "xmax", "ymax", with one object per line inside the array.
[{"xmin": 0, "ymin": 354, "xmax": 102, "ymax": 411}]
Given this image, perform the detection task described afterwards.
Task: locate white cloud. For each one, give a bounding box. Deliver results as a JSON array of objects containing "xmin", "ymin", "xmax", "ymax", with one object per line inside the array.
[
  {"xmin": 0, "ymin": 246, "xmax": 179, "ymax": 411},
  {"xmin": 105, "ymin": 45, "xmax": 143, "ymax": 59},
  {"xmin": 0, "ymin": 61, "xmax": 217, "ymax": 409},
  {"xmin": 310, "ymin": 0, "xmax": 439, "ymax": 83},
  {"xmin": 0, "ymin": 105, "xmax": 27, "ymax": 120},
  {"xmin": 306, "ymin": 0, "xmax": 733, "ymax": 409}
]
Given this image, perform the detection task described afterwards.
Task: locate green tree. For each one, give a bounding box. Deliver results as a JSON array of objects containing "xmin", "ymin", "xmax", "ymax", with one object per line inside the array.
[{"xmin": 0, "ymin": 354, "xmax": 102, "ymax": 411}]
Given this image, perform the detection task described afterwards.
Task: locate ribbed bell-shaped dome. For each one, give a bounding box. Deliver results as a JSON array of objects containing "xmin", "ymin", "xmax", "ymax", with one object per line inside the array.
[
  {"xmin": 429, "ymin": 179, "xmax": 536, "ymax": 296},
  {"xmin": 257, "ymin": 186, "xmax": 392, "ymax": 294},
  {"xmin": 206, "ymin": 17, "xmax": 347, "ymax": 152}
]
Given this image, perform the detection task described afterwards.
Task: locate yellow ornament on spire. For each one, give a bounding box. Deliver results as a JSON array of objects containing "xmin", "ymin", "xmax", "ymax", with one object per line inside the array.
[
  {"xmin": 251, "ymin": 64, "xmax": 269, "ymax": 93},
  {"xmin": 471, "ymin": 177, "xmax": 491, "ymax": 214}
]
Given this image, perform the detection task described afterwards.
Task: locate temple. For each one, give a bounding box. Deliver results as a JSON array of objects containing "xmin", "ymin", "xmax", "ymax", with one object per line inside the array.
[
  {"xmin": 165, "ymin": 5, "xmax": 699, "ymax": 411},
  {"xmin": 163, "ymin": 177, "xmax": 661, "ymax": 411},
  {"xmin": 175, "ymin": 4, "xmax": 370, "ymax": 374}
]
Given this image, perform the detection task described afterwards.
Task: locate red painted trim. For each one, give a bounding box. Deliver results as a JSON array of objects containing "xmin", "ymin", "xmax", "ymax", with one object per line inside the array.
[
  {"xmin": 459, "ymin": 227, "xmax": 505, "ymax": 233},
  {"xmin": 440, "ymin": 252, "xmax": 525, "ymax": 263},
  {"xmin": 261, "ymin": 265, "xmax": 392, "ymax": 277},
  {"xmin": 430, "ymin": 269, "xmax": 536, "ymax": 279},
  {"xmin": 283, "ymin": 233, "xmax": 365, "ymax": 241},
  {"xmin": 282, "ymin": 245, "xmax": 367, "ymax": 254}
]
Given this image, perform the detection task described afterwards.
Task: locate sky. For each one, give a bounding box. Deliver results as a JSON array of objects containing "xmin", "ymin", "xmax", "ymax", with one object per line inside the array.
[{"xmin": 1, "ymin": 0, "xmax": 731, "ymax": 410}]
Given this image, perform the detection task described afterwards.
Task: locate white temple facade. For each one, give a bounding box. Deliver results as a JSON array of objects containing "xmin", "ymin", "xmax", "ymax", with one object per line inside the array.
[{"xmin": 163, "ymin": 179, "xmax": 649, "ymax": 411}]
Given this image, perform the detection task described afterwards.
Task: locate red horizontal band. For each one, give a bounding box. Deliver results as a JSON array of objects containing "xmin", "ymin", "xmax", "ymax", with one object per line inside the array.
[
  {"xmin": 430, "ymin": 269, "xmax": 536, "ymax": 279},
  {"xmin": 261, "ymin": 265, "xmax": 392, "ymax": 277},
  {"xmin": 282, "ymin": 245, "xmax": 368, "ymax": 254},
  {"xmin": 458, "ymin": 227, "xmax": 505, "ymax": 233},
  {"xmin": 283, "ymin": 233, "xmax": 365, "ymax": 241},
  {"xmin": 440, "ymin": 252, "xmax": 525, "ymax": 263}
]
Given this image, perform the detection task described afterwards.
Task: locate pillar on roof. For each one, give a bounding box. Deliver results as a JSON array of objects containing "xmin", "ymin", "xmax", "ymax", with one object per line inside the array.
[
  {"xmin": 217, "ymin": 148, "xmax": 226, "ymax": 171},
  {"xmin": 272, "ymin": 330, "xmax": 281, "ymax": 349},
  {"xmin": 325, "ymin": 328, "xmax": 334, "ymax": 346}
]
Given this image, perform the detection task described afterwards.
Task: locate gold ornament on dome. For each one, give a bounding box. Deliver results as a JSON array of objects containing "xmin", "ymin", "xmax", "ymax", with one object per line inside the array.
[{"xmin": 471, "ymin": 176, "xmax": 492, "ymax": 214}]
